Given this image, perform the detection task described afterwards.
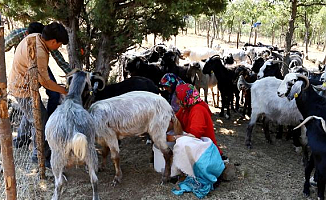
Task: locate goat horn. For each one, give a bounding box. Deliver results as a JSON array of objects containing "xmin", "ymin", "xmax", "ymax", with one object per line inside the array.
[
  {"xmin": 210, "ymin": 54, "xmax": 220, "ymax": 60},
  {"xmin": 294, "ymin": 116, "xmax": 326, "ymax": 134},
  {"xmin": 64, "ymin": 68, "xmax": 81, "ymax": 78},
  {"xmin": 297, "ymin": 74, "xmax": 309, "ymax": 90},
  {"xmin": 312, "ymin": 84, "xmax": 326, "ymax": 91},
  {"xmin": 92, "ymin": 75, "xmax": 106, "ymax": 91}
]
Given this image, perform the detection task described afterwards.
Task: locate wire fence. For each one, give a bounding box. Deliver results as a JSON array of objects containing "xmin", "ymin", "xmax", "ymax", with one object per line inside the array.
[
  {"xmin": 0, "ymin": 36, "xmax": 47, "ymax": 200},
  {"xmin": 0, "ymin": 74, "xmax": 41, "ymax": 199}
]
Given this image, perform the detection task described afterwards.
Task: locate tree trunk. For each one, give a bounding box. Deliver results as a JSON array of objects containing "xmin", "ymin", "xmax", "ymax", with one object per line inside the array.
[
  {"xmin": 210, "ymin": 15, "xmax": 216, "ymax": 48},
  {"xmin": 194, "ymin": 18, "xmax": 197, "ymax": 35},
  {"xmin": 66, "ymin": 17, "xmax": 82, "ymax": 69},
  {"xmin": 228, "ymin": 17, "xmax": 234, "ymax": 43},
  {"xmin": 284, "ymin": 0, "xmax": 298, "ymax": 75},
  {"xmin": 174, "ymin": 35, "xmax": 177, "ymax": 47},
  {"xmin": 323, "ymin": 32, "xmax": 326, "ymax": 51},
  {"xmin": 207, "ymin": 20, "xmax": 211, "ymax": 47},
  {"xmin": 304, "ymin": 11, "xmax": 310, "ymax": 60},
  {"xmin": 236, "ymin": 32, "xmax": 240, "ymax": 49},
  {"xmin": 317, "ymin": 30, "xmax": 321, "ymax": 50},
  {"xmin": 285, "ymin": 0, "xmax": 297, "ymax": 52},
  {"xmin": 254, "ymin": 28, "xmax": 258, "ymax": 45},
  {"xmin": 272, "ymin": 24, "xmax": 275, "ymax": 46},
  {"xmin": 221, "ymin": 20, "xmax": 225, "ymax": 41},
  {"xmin": 0, "ymin": 25, "xmax": 17, "ymax": 200},
  {"xmin": 95, "ymin": 33, "xmax": 112, "ymax": 80},
  {"xmin": 248, "ymin": 20, "xmax": 254, "ymax": 44},
  {"xmin": 154, "ymin": 33, "xmax": 157, "ymax": 45}
]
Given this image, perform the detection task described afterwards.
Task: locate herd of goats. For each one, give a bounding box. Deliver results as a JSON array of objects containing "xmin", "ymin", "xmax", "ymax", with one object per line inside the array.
[{"xmin": 7, "ymin": 42, "xmax": 326, "ymax": 199}]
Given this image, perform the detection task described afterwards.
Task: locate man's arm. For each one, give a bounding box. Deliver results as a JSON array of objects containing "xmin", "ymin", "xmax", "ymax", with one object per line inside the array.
[
  {"xmin": 50, "ymin": 50, "xmax": 72, "ymax": 74},
  {"xmin": 37, "ymin": 50, "xmax": 68, "ymax": 95},
  {"xmin": 40, "ymin": 79, "xmax": 68, "ymax": 95},
  {"xmin": 5, "ymin": 28, "xmax": 28, "ymax": 52}
]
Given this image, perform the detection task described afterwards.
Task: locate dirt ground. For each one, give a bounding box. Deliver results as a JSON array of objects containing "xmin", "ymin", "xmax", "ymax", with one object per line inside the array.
[{"xmin": 3, "ymin": 31, "xmax": 326, "ymax": 200}]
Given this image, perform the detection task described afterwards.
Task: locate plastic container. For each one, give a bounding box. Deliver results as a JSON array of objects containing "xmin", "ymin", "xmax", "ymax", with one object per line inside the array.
[{"xmin": 153, "ymin": 142, "xmax": 175, "ymax": 173}]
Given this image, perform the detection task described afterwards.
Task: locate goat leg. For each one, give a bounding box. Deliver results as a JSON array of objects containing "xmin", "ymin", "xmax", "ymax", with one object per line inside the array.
[
  {"xmin": 110, "ymin": 149, "xmax": 122, "ymax": 186},
  {"xmin": 262, "ymin": 117, "xmax": 272, "ymax": 144},
  {"xmin": 303, "ymin": 155, "xmax": 314, "ymax": 197},
  {"xmin": 246, "ymin": 123, "xmax": 254, "ymax": 148},
  {"xmin": 276, "ymin": 125, "xmax": 283, "ymax": 139},
  {"xmin": 317, "ymin": 178, "xmax": 325, "ymax": 200},
  {"xmin": 51, "ymin": 158, "xmax": 64, "ymax": 200},
  {"xmin": 162, "ymin": 148, "xmax": 173, "ymax": 184},
  {"xmin": 86, "ymin": 150, "xmax": 100, "ymax": 200},
  {"xmin": 219, "ymin": 97, "xmax": 225, "ymax": 117},
  {"xmin": 101, "ymin": 145, "xmax": 110, "ymax": 170},
  {"xmin": 211, "ymin": 88, "xmax": 217, "ymax": 108}
]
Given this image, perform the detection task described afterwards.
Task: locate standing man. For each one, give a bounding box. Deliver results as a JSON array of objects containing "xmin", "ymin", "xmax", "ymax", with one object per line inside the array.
[
  {"xmin": 8, "ymin": 22, "xmax": 69, "ymax": 168},
  {"xmin": 5, "ymin": 22, "xmax": 72, "ymax": 147}
]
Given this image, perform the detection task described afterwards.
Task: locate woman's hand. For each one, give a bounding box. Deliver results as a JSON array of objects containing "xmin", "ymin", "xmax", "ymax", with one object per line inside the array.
[{"xmin": 166, "ymin": 132, "xmax": 196, "ymax": 142}]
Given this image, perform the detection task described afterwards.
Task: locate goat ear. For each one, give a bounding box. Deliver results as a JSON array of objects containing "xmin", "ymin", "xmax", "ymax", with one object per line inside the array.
[
  {"xmin": 136, "ymin": 60, "xmax": 141, "ymax": 69},
  {"xmin": 91, "ymin": 75, "xmax": 106, "ymax": 91},
  {"xmin": 66, "ymin": 76, "xmax": 73, "ymax": 88}
]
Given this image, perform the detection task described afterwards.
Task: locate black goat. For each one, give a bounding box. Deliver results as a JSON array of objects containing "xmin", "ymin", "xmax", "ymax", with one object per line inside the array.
[
  {"xmin": 161, "ymin": 51, "xmax": 193, "ymax": 83},
  {"xmin": 203, "ymin": 55, "xmax": 240, "ymax": 119},
  {"xmin": 277, "ymin": 73, "xmax": 326, "ymax": 200},
  {"xmin": 125, "ymin": 56, "xmax": 164, "ymax": 85},
  {"xmin": 234, "ymin": 66, "xmax": 255, "ymax": 117},
  {"xmin": 251, "ymin": 57, "xmax": 265, "ymax": 74},
  {"xmin": 84, "ymin": 75, "xmax": 160, "ymax": 109},
  {"xmin": 294, "ymin": 116, "xmax": 326, "ymax": 200},
  {"xmin": 257, "ymin": 59, "xmax": 283, "ymax": 80}
]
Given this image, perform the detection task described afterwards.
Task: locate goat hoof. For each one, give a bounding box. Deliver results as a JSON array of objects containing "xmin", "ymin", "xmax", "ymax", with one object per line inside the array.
[
  {"xmin": 98, "ymin": 167, "xmax": 106, "ymax": 172},
  {"xmin": 161, "ymin": 176, "xmax": 170, "ymax": 184},
  {"xmin": 110, "ymin": 180, "xmax": 119, "ymax": 187},
  {"xmin": 111, "ymin": 176, "xmax": 121, "ymax": 187},
  {"xmin": 303, "ymin": 190, "xmax": 310, "ymax": 197},
  {"xmin": 245, "ymin": 143, "xmax": 252, "ymax": 149}
]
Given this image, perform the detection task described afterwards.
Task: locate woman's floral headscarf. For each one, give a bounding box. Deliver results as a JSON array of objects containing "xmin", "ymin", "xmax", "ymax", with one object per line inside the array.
[
  {"xmin": 160, "ymin": 73, "xmax": 185, "ymax": 91},
  {"xmin": 176, "ymin": 83, "xmax": 203, "ymax": 107}
]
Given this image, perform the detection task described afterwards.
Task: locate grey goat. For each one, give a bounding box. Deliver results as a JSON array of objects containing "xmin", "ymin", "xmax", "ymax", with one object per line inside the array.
[{"xmin": 45, "ymin": 70, "xmax": 99, "ymax": 200}]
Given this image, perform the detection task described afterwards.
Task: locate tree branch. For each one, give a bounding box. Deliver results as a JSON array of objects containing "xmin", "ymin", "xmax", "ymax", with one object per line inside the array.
[{"xmin": 298, "ymin": 2, "xmax": 326, "ymax": 7}]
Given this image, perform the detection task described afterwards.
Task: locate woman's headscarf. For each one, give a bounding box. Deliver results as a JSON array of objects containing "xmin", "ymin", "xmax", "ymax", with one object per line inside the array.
[
  {"xmin": 159, "ymin": 73, "xmax": 185, "ymax": 92},
  {"xmin": 175, "ymin": 83, "xmax": 203, "ymax": 107}
]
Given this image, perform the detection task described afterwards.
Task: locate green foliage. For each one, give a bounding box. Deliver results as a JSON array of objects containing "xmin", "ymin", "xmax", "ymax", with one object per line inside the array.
[{"xmin": 0, "ymin": 0, "xmax": 227, "ymax": 75}]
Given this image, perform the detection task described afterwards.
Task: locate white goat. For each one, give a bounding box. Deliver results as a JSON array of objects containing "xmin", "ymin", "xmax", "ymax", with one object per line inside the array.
[
  {"xmin": 88, "ymin": 91, "xmax": 183, "ymax": 186},
  {"xmin": 237, "ymin": 76, "xmax": 303, "ymax": 148},
  {"xmin": 45, "ymin": 71, "xmax": 99, "ymax": 200},
  {"xmin": 182, "ymin": 47, "xmax": 219, "ymax": 61},
  {"xmin": 188, "ymin": 61, "xmax": 219, "ymax": 107},
  {"xmin": 221, "ymin": 48, "xmax": 249, "ymax": 63}
]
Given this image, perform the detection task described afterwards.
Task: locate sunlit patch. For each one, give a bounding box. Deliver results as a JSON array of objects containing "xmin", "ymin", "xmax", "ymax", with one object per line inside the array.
[
  {"xmin": 219, "ymin": 128, "xmax": 236, "ymax": 136},
  {"xmin": 219, "ymin": 144, "xmax": 228, "ymax": 149},
  {"xmin": 39, "ymin": 180, "xmax": 47, "ymax": 190},
  {"xmin": 215, "ymin": 119, "xmax": 223, "ymax": 124}
]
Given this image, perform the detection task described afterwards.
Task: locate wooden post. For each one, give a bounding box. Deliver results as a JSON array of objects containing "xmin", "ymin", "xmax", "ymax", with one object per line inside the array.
[
  {"xmin": 236, "ymin": 32, "xmax": 240, "ymax": 49},
  {"xmin": 254, "ymin": 28, "xmax": 257, "ymax": 45},
  {"xmin": 0, "ymin": 26, "xmax": 17, "ymax": 200},
  {"xmin": 27, "ymin": 36, "xmax": 45, "ymax": 179}
]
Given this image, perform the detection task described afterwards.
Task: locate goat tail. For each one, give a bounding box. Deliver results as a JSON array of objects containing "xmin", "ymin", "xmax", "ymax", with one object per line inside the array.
[
  {"xmin": 237, "ymin": 75, "xmax": 252, "ymax": 91},
  {"xmin": 171, "ymin": 114, "xmax": 183, "ymax": 135},
  {"xmin": 72, "ymin": 132, "xmax": 88, "ymax": 160}
]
